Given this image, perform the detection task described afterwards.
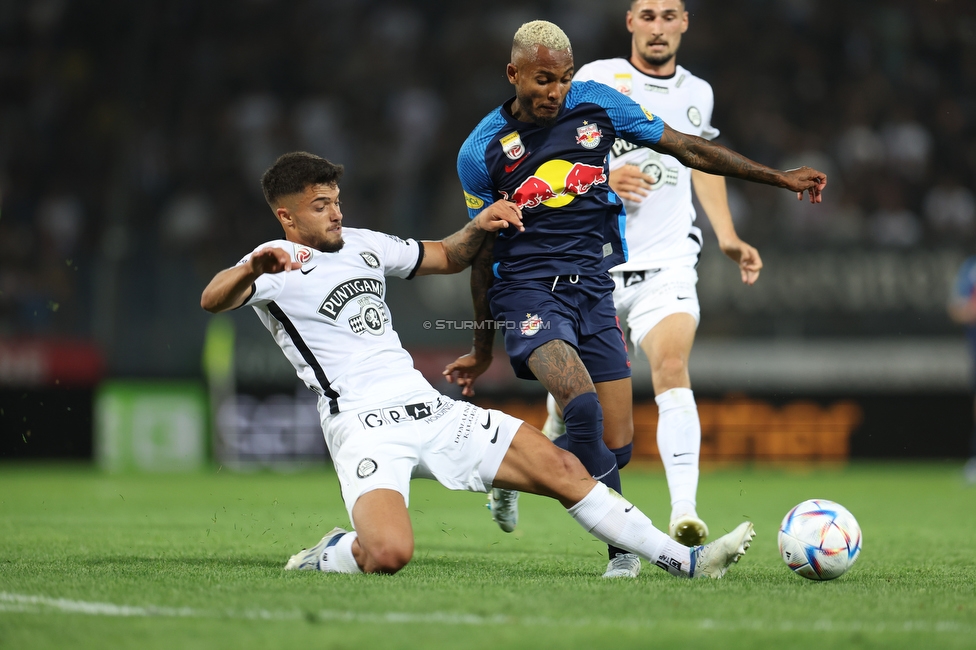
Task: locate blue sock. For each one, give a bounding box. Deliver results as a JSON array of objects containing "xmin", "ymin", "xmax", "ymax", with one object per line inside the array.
[
  {"xmin": 562, "ymin": 393, "xmax": 621, "ymax": 495},
  {"xmin": 610, "ymin": 443, "xmax": 633, "ymax": 470},
  {"xmin": 555, "ymin": 438, "xmax": 632, "ymax": 469}
]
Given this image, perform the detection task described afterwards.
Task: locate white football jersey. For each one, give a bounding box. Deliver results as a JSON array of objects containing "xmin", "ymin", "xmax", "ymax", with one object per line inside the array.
[
  {"xmin": 573, "ymin": 60, "xmax": 719, "ymax": 270},
  {"xmin": 238, "ymin": 228, "xmax": 433, "ymax": 416}
]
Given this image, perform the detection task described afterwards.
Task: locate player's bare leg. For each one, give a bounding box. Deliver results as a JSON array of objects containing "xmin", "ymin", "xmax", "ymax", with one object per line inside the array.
[
  {"xmin": 286, "ymin": 488, "xmax": 414, "ymax": 574},
  {"xmin": 640, "ymin": 312, "xmax": 708, "ymax": 545},
  {"xmin": 492, "ymin": 423, "xmax": 754, "ymax": 579}
]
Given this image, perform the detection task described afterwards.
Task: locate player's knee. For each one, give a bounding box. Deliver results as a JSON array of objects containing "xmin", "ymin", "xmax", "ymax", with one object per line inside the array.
[
  {"xmin": 366, "ymin": 538, "xmax": 413, "ymax": 574},
  {"xmin": 653, "ymin": 355, "xmax": 687, "ymax": 386},
  {"xmin": 562, "ymin": 392, "xmax": 603, "ymax": 444}
]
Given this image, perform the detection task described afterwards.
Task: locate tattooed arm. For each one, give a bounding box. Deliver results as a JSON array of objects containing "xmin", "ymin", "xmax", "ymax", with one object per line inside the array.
[
  {"xmin": 651, "ymin": 125, "xmax": 828, "ymax": 203},
  {"xmin": 415, "ymin": 201, "xmax": 522, "ymax": 276},
  {"xmin": 442, "ymin": 234, "xmax": 496, "ymax": 396}
]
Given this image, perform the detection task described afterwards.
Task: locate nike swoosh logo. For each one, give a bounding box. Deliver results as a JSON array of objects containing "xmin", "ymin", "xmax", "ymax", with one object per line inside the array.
[
  {"xmin": 672, "ymin": 452, "xmax": 694, "ymax": 457},
  {"xmin": 300, "ymin": 266, "xmax": 317, "ymax": 275},
  {"xmin": 481, "ymin": 413, "xmax": 492, "ymax": 429},
  {"xmin": 676, "ymin": 296, "xmax": 692, "ymax": 300},
  {"xmin": 504, "ymin": 154, "xmax": 530, "ymax": 173},
  {"xmin": 489, "ymin": 427, "xmax": 499, "ymax": 444},
  {"xmin": 624, "ymin": 505, "xmax": 634, "ymax": 513}
]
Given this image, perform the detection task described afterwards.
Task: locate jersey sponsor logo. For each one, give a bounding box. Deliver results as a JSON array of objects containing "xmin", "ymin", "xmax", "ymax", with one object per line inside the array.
[
  {"xmin": 499, "ymin": 131, "xmax": 526, "ymax": 160},
  {"xmin": 357, "ymin": 397, "xmax": 450, "ymax": 429},
  {"xmin": 641, "ymin": 107, "xmax": 655, "ymax": 122},
  {"xmin": 463, "ymin": 191, "xmax": 485, "ymax": 209},
  {"xmin": 519, "ymin": 313, "xmax": 543, "ymax": 336},
  {"xmin": 611, "ymin": 138, "xmax": 640, "ymax": 158},
  {"xmin": 501, "ymin": 159, "xmax": 608, "ymax": 209},
  {"xmin": 575, "ymin": 121, "xmax": 603, "ymax": 149},
  {"xmin": 687, "ymin": 106, "xmax": 702, "ymax": 127},
  {"xmin": 613, "ymin": 73, "xmax": 633, "ymax": 95},
  {"xmin": 384, "ymin": 233, "xmax": 406, "ymax": 244},
  {"xmin": 348, "ymin": 297, "xmax": 388, "ymax": 336},
  {"xmin": 318, "ymin": 277, "xmax": 384, "ymax": 320},
  {"xmin": 295, "ymin": 245, "xmax": 313, "ymax": 264},
  {"xmin": 356, "ymin": 458, "xmax": 377, "ymax": 478},
  {"xmin": 359, "ymin": 251, "xmax": 380, "ymax": 268},
  {"xmin": 643, "ymin": 83, "xmax": 669, "ymax": 94},
  {"xmin": 623, "ymin": 270, "xmax": 645, "ymax": 287}
]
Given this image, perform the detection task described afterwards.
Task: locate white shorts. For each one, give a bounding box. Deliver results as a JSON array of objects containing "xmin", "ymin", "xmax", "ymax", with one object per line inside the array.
[
  {"xmin": 318, "ymin": 390, "xmax": 522, "ymax": 527},
  {"xmin": 612, "ymin": 265, "xmax": 701, "ymax": 349}
]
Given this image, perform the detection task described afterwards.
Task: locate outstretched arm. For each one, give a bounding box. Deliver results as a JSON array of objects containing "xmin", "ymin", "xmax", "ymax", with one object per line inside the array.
[
  {"xmin": 442, "ymin": 234, "xmax": 496, "ymax": 396},
  {"xmin": 652, "ymin": 125, "xmax": 827, "ymax": 203},
  {"xmin": 415, "ymin": 201, "xmax": 522, "ymax": 276},
  {"xmin": 691, "ymin": 170, "xmax": 763, "ymax": 285},
  {"xmin": 200, "ymin": 247, "xmax": 296, "ymax": 313}
]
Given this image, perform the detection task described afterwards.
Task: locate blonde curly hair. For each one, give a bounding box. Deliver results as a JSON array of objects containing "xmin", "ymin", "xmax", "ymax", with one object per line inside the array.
[{"xmin": 512, "ymin": 20, "xmax": 572, "ymax": 60}]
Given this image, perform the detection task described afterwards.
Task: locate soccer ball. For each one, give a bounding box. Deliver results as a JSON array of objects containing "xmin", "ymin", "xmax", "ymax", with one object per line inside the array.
[{"xmin": 778, "ymin": 499, "xmax": 862, "ymax": 580}]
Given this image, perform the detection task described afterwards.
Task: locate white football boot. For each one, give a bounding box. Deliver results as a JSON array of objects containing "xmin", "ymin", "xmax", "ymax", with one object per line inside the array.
[
  {"xmin": 602, "ymin": 553, "xmax": 641, "ymax": 578},
  {"xmin": 285, "ymin": 527, "xmax": 348, "ymax": 571},
  {"xmin": 487, "ymin": 488, "xmax": 519, "ymax": 533},
  {"xmin": 669, "ymin": 513, "xmax": 709, "ymax": 547},
  {"xmin": 690, "ymin": 522, "xmax": 755, "ymax": 579}
]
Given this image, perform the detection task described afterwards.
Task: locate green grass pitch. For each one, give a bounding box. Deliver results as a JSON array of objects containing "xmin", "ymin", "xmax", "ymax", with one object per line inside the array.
[{"xmin": 1, "ymin": 462, "xmax": 974, "ymax": 649}]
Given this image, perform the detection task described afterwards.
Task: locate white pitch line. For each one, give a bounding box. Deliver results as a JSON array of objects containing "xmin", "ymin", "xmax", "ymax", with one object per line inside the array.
[{"xmin": 0, "ymin": 593, "xmax": 971, "ymax": 634}]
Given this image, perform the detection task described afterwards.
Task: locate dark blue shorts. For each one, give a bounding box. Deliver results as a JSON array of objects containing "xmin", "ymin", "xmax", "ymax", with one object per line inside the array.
[{"xmin": 488, "ymin": 273, "xmax": 631, "ymax": 383}]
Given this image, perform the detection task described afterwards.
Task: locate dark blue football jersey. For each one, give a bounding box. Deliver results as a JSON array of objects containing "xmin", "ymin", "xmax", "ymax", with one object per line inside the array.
[{"xmin": 458, "ymin": 80, "xmax": 665, "ymax": 279}]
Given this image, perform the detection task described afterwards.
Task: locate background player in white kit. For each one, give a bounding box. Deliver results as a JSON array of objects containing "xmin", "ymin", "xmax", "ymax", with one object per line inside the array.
[
  {"xmin": 543, "ymin": 0, "xmax": 763, "ymax": 552},
  {"xmin": 200, "ymin": 151, "xmax": 755, "ymax": 577}
]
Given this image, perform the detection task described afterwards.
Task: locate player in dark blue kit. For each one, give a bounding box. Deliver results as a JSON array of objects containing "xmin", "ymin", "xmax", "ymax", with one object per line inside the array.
[{"xmin": 444, "ymin": 20, "xmax": 827, "ymax": 577}]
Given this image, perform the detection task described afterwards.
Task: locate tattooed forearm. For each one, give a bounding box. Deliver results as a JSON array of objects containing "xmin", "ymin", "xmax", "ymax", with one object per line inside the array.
[
  {"xmin": 442, "ymin": 219, "xmax": 489, "ymax": 271},
  {"xmin": 653, "ymin": 127, "xmax": 783, "ymax": 187},
  {"xmin": 526, "ymin": 339, "xmax": 596, "ymax": 405},
  {"xmin": 469, "ymin": 234, "xmax": 496, "ymax": 358}
]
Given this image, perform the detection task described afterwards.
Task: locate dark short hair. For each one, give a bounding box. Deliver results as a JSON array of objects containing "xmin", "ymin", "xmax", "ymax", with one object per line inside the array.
[{"xmin": 260, "ymin": 152, "xmax": 344, "ymax": 207}]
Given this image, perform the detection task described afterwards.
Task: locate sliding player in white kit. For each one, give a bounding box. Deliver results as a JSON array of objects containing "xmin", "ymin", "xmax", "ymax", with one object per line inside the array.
[
  {"xmin": 200, "ymin": 151, "xmax": 755, "ymax": 577},
  {"xmin": 542, "ymin": 0, "xmax": 763, "ymax": 555}
]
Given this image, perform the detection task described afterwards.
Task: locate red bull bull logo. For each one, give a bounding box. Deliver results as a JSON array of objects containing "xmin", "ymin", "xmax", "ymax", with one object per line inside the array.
[
  {"xmin": 565, "ymin": 162, "xmax": 607, "ymax": 195},
  {"xmin": 504, "ymin": 159, "xmax": 608, "ymax": 209},
  {"xmin": 509, "ymin": 176, "xmax": 558, "ymax": 209}
]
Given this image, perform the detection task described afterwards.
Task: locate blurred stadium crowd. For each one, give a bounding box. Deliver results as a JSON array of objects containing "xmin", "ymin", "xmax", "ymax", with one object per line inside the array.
[{"xmin": 1, "ymin": 0, "xmax": 975, "ymax": 374}]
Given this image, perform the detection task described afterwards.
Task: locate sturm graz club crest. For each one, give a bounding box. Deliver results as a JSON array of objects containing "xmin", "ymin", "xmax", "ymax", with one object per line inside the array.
[
  {"xmin": 637, "ymin": 150, "xmax": 679, "ymax": 191},
  {"xmin": 359, "ymin": 251, "xmax": 380, "ymax": 268},
  {"xmin": 357, "ymin": 458, "xmax": 377, "ymax": 478},
  {"xmin": 348, "ymin": 297, "xmax": 389, "ymax": 336}
]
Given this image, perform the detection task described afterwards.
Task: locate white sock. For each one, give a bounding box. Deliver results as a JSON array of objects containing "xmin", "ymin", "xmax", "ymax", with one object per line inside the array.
[
  {"xmin": 542, "ymin": 393, "xmax": 566, "ymax": 440},
  {"xmin": 568, "ymin": 482, "xmax": 692, "ymax": 578},
  {"xmin": 319, "ymin": 531, "xmax": 362, "ymax": 573},
  {"xmin": 655, "ymin": 388, "xmax": 701, "ymax": 520}
]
